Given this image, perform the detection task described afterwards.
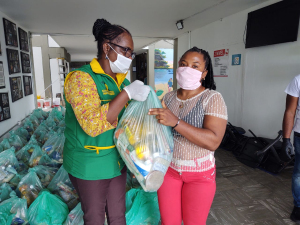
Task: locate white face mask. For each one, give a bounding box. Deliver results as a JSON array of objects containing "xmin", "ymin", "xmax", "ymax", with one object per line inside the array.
[{"xmin": 106, "ymin": 44, "xmax": 132, "ymax": 74}]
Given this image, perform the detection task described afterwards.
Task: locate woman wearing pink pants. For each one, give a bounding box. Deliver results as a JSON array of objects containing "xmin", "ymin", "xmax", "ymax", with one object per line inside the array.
[{"xmin": 149, "ymin": 47, "xmax": 228, "ymax": 225}]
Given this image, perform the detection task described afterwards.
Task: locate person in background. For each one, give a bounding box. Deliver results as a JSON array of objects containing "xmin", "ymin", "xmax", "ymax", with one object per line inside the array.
[
  {"xmin": 149, "ymin": 47, "xmax": 227, "ymax": 225},
  {"xmin": 281, "ymin": 74, "xmax": 300, "ymax": 223},
  {"xmin": 63, "ymin": 18, "xmax": 150, "ymax": 225}
]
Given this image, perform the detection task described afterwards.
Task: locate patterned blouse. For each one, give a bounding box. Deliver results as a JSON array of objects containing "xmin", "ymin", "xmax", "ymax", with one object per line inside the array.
[
  {"xmin": 163, "ymin": 89, "xmax": 228, "ymax": 172},
  {"xmin": 65, "ymin": 71, "xmax": 118, "ymax": 137}
]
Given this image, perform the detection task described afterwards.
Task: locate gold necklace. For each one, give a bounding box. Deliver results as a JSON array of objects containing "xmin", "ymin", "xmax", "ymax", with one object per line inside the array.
[{"xmin": 178, "ymin": 88, "xmax": 203, "ymax": 109}]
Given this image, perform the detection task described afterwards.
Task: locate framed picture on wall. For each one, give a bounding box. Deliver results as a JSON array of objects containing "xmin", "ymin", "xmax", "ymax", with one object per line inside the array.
[
  {"xmin": 0, "ymin": 62, "xmax": 5, "ymax": 89},
  {"xmin": 21, "ymin": 52, "xmax": 31, "ymax": 73},
  {"xmin": 0, "ymin": 92, "xmax": 11, "ymax": 122},
  {"xmin": 9, "ymin": 76, "xmax": 23, "ymax": 102},
  {"xmin": 3, "ymin": 18, "xmax": 18, "ymax": 47},
  {"xmin": 6, "ymin": 48, "xmax": 21, "ymax": 74},
  {"xmin": 18, "ymin": 28, "xmax": 29, "ymax": 52},
  {"xmin": 23, "ymin": 75, "xmax": 33, "ymax": 96},
  {"xmin": 0, "ymin": 40, "xmax": 2, "ymax": 55}
]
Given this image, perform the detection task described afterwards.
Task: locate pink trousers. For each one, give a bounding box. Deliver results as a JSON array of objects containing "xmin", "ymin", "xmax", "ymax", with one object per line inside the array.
[{"xmin": 157, "ymin": 167, "xmax": 216, "ymax": 225}]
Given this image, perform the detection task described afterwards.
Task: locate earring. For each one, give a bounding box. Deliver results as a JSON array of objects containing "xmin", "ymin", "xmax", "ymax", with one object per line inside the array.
[{"xmin": 105, "ymin": 55, "xmax": 108, "ymax": 59}]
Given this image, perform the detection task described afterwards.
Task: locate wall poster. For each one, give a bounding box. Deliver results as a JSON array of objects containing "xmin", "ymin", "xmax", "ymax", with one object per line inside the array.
[
  {"xmin": 23, "ymin": 75, "xmax": 33, "ymax": 96},
  {"xmin": 214, "ymin": 49, "xmax": 229, "ymax": 77},
  {"xmin": 9, "ymin": 76, "xmax": 23, "ymax": 102},
  {"xmin": 18, "ymin": 28, "xmax": 29, "ymax": 52},
  {"xmin": 6, "ymin": 48, "xmax": 21, "ymax": 74},
  {"xmin": 154, "ymin": 48, "xmax": 174, "ymax": 100},
  {"xmin": 0, "ymin": 62, "xmax": 5, "ymax": 89},
  {"xmin": 21, "ymin": 52, "xmax": 31, "ymax": 73},
  {"xmin": 0, "ymin": 92, "xmax": 11, "ymax": 122},
  {"xmin": 3, "ymin": 18, "xmax": 18, "ymax": 47}
]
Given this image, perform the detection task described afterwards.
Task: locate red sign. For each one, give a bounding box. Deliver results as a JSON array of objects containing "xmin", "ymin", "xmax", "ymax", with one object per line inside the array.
[{"xmin": 214, "ymin": 49, "xmax": 225, "ymax": 57}]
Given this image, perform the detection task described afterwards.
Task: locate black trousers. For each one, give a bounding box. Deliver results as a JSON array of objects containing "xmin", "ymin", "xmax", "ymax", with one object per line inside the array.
[{"xmin": 69, "ymin": 167, "xmax": 127, "ymax": 225}]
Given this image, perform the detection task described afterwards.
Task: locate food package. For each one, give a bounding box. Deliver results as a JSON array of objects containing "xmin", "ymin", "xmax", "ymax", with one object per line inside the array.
[
  {"xmin": 114, "ymin": 88, "xmax": 173, "ymax": 192},
  {"xmin": 16, "ymin": 144, "xmax": 40, "ymax": 165},
  {"xmin": 28, "ymin": 190, "xmax": 69, "ymax": 225},
  {"xmin": 47, "ymin": 165, "xmax": 78, "ymax": 210},
  {"xmin": 0, "ymin": 139, "xmax": 11, "ymax": 152},
  {"xmin": 8, "ymin": 132, "xmax": 25, "ymax": 152},
  {"xmin": 15, "ymin": 127, "xmax": 30, "ymax": 142},
  {"xmin": 29, "ymin": 165, "xmax": 58, "ymax": 187},
  {"xmin": 0, "ymin": 183, "xmax": 12, "ymax": 203},
  {"xmin": 0, "ymin": 147, "xmax": 19, "ymax": 184},
  {"xmin": 16, "ymin": 170, "xmax": 43, "ymax": 207},
  {"xmin": 42, "ymin": 133, "xmax": 65, "ymax": 164},
  {"xmin": 23, "ymin": 119, "xmax": 34, "ymax": 135},
  {"xmin": 0, "ymin": 192, "xmax": 28, "ymax": 225},
  {"xmin": 64, "ymin": 202, "xmax": 84, "ymax": 225},
  {"xmin": 28, "ymin": 146, "xmax": 44, "ymax": 167}
]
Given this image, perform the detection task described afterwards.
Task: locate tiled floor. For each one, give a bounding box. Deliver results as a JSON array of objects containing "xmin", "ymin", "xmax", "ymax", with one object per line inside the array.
[{"xmin": 209, "ymin": 149, "xmax": 296, "ymax": 225}]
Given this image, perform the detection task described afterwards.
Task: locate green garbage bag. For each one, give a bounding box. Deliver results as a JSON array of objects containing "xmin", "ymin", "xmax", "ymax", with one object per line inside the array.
[
  {"xmin": 23, "ymin": 119, "xmax": 34, "ymax": 135},
  {"xmin": 8, "ymin": 132, "xmax": 24, "ymax": 151},
  {"xmin": 50, "ymin": 108, "xmax": 64, "ymax": 124},
  {"xmin": 29, "ymin": 115, "xmax": 40, "ymax": 130},
  {"xmin": 30, "ymin": 165, "xmax": 58, "ymax": 187},
  {"xmin": 64, "ymin": 202, "xmax": 84, "ymax": 225},
  {"xmin": 16, "ymin": 144, "xmax": 40, "ymax": 165},
  {"xmin": 0, "ymin": 147, "xmax": 19, "ymax": 184},
  {"xmin": 0, "ymin": 138, "xmax": 11, "ymax": 152},
  {"xmin": 58, "ymin": 120, "xmax": 65, "ymax": 127},
  {"xmin": 0, "ymin": 183, "xmax": 12, "ymax": 202},
  {"xmin": 27, "ymin": 135, "xmax": 42, "ymax": 147},
  {"xmin": 0, "ymin": 192, "xmax": 28, "ymax": 225},
  {"xmin": 15, "ymin": 127, "xmax": 30, "ymax": 142},
  {"xmin": 33, "ymin": 125, "xmax": 48, "ymax": 145},
  {"xmin": 114, "ymin": 87, "xmax": 174, "ymax": 192},
  {"xmin": 125, "ymin": 188, "xmax": 160, "ymax": 225},
  {"xmin": 45, "ymin": 116, "xmax": 57, "ymax": 130},
  {"xmin": 9, "ymin": 131, "xmax": 26, "ymax": 149},
  {"xmin": 9, "ymin": 172, "xmax": 25, "ymax": 190},
  {"xmin": 39, "ymin": 109, "xmax": 49, "ymax": 120},
  {"xmin": 28, "ymin": 146, "xmax": 44, "ymax": 167},
  {"xmin": 32, "ymin": 109, "xmax": 44, "ymax": 123},
  {"xmin": 42, "ymin": 133, "xmax": 65, "ymax": 164},
  {"xmin": 47, "ymin": 165, "xmax": 78, "ymax": 210},
  {"xmin": 38, "ymin": 153, "xmax": 60, "ymax": 168},
  {"xmin": 40, "ymin": 129, "xmax": 56, "ymax": 145},
  {"xmin": 28, "ymin": 190, "xmax": 69, "ymax": 225},
  {"xmin": 16, "ymin": 170, "xmax": 43, "ymax": 207}
]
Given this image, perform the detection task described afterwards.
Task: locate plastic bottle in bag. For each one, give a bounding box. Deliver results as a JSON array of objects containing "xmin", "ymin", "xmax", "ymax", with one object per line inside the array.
[{"xmin": 114, "ymin": 88, "xmax": 173, "ymax": 192}]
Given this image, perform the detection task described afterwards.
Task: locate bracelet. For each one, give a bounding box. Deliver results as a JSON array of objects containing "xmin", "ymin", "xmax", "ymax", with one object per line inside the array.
[{"xmin": 172, "ymin": 119, "xmax": 181, "ymax": 129}]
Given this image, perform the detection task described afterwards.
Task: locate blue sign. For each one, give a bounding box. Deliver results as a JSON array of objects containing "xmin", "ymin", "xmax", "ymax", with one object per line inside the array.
[{"xmin": 232, "ymin": 54, "xmax": 241, "ymax": 65}]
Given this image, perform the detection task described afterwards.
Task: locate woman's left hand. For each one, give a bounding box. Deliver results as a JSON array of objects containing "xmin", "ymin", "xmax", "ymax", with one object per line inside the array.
[{"xmin": 148, "ymin": 101, "xmax": 178, "ymax": 127}]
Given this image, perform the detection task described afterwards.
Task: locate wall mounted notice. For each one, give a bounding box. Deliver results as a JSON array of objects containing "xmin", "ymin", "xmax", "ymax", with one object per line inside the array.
[
  {"xmin": 0, "ymin": 62, "xmax": 5, "ymax": 89},
  {"xmin": 214, "ymin": 49, "xmax": 229, "ymax": 77}
]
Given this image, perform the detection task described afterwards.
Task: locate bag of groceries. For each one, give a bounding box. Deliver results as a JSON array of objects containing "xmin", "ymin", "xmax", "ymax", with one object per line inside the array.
[{"xmin": 114, "ymin": 88, "xmax": 173, "ymax": 192}]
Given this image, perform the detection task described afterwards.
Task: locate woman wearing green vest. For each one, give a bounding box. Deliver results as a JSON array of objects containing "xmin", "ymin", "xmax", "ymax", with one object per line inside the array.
[{"xmin": 63, "ymin": 19, "xmax": 150, "ymax": 225}]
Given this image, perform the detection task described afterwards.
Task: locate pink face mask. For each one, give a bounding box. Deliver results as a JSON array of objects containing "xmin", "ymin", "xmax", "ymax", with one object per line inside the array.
[{"xmin": 176, "ymin": 67, "xmax": 203, "ymax": 90}]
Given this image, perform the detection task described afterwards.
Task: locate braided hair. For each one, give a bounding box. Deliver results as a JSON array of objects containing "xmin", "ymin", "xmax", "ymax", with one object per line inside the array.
[
  {"xmin": 92, "ymin": 19, "xmax": 132, "ymax": 59},
  {"xmin": 181, "ymin": 47, "xmax": 216, "ymax": 90}
]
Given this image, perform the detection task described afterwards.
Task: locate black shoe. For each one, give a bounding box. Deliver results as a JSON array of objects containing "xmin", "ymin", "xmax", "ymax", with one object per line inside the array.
[{"xmin": 291, "ymin": 206, "xmax": 300, "ymax": 223}]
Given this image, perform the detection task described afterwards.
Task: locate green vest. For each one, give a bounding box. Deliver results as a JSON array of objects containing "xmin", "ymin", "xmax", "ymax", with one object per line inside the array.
[{"xmin": 63, "ymin": 65, "xmax": 130, "ymax": 180}]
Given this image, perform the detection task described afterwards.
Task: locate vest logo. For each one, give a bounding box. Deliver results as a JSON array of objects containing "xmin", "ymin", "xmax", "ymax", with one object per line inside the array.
[{"xmin": 102, "ymin": 83, "xmax": 115, "ymax": 95}]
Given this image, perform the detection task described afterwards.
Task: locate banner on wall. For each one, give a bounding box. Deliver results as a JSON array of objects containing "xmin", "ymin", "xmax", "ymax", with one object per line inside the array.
[{"xmin": 214, "ymin": 49, "xmax": 229, "ymax": 77}]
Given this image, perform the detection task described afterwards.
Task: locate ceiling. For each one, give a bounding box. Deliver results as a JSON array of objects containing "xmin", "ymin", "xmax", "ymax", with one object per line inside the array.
[{"xmin": 0, "ymin": 0, "xmax": 268, "ymax": 61}]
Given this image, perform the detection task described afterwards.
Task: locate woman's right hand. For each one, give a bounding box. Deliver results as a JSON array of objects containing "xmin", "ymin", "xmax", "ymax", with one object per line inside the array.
[{"xmin": 124, "ymin": 80, "xmax": 150, "ymax": 101}]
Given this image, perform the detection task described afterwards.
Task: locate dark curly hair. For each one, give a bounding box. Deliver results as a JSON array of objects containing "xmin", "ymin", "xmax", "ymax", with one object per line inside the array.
[
  {"xmin": 181, "ymin": 47, "xmax": 216, "ymax": 90},
  {"xmin": 93, "ymin": 19, "xmax": 132, "ymax": 59}
]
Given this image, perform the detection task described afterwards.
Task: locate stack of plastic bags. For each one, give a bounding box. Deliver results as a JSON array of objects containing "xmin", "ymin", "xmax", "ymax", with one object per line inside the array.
[{"xmin": 114, "ymin": 88, "xmax": 173, "ymax": 192}]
